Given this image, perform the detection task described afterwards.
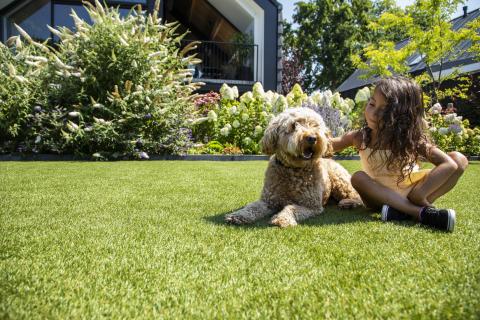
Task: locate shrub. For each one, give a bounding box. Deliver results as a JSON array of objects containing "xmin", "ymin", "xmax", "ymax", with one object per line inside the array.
[
  {"xmin": 190, "ymin": 83, "xmax": 356, "ymax": 154},
  {"xmin": 427, "ymin": 103, "xmax": 480, "ymax": 156},
  {"xmin": 0, "ymin": 40, "xmax": 45, "ymax": 152},
  {"xmin": 0, "ymin": 0, "xmax": 202, "ymax": 158}
]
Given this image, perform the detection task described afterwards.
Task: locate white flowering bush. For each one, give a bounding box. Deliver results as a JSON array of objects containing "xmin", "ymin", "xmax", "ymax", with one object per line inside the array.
[
  {"xmin": 190, "ymin": 83, "xmax": 278, "ymax": 154},
  {"xmin": 190, "ymin": 82, "xmax": 359, "ymax": 154},
  {"xmin": 427, "ymin": 103, "xmax": 480, "ymax": 155},
  {"xmin": 0, "ymin": 0, "xmax": 202, "ymax": 159},
  {"xmin": 0, "ymin": 40, "xmax": 46, "ymax": 152}
]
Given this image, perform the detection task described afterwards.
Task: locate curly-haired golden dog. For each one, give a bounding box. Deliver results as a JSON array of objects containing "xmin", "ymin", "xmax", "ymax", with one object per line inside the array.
[{"xmin": 225, "ymin": 107, "xmax": 362, "ymax": 227}]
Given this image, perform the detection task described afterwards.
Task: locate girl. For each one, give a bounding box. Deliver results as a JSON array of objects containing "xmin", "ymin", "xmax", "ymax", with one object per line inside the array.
[{"xmin": 331, "ymin": 76, "xmax": 468, "ymax": 232}]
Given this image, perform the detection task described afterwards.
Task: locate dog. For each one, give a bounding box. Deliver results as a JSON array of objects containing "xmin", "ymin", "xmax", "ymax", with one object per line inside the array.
[{"xmin": 225, "ymin": 107, "xmax": 362, "ymax": 227}]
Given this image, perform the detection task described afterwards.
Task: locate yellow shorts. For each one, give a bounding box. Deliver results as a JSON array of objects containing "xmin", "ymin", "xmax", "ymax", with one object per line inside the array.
[{"xmin": 374, "ymin": 169, "xmax": 431, "ymax": 198}]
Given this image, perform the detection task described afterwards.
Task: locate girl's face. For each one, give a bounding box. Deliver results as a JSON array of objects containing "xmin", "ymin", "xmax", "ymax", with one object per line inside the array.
[{"xmin": 365, "ymin": 89, "xmax": 387, "ymax": 130}]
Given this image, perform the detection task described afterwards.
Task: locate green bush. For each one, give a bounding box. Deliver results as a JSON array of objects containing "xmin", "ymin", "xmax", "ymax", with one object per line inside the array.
[
  {"xmin": 427, "ymin": 103, "xmax": 480, "ymax": 156},
  {"xmin": 0, "ymin": 0, "xmax": 202, "ymax": 158},
  {"xmin": 190, "ymin": 83, "xmax": 358, "ymax": 155},
  {"xmin": 0, "ymin": 41, "xmax": 44, "ymax": 151}
]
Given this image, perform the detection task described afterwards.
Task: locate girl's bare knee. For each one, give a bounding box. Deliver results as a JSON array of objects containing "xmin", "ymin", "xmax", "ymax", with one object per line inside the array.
[
  {"xmin": 448, "ymin": 151, "xmax": 468, "ymax": 174},
  {"xmin": 351, "ymin": 171, "xmax": 369, "ymax": 189}
]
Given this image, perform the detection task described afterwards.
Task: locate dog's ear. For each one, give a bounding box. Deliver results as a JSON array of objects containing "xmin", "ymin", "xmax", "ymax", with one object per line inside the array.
[
  {"xmin": 260, "ymin": 118, "xmax": 279, "ymax": 155},
  {"xmin": 323, "ymin": 130, "xmax": 334, "ymax": 158}
]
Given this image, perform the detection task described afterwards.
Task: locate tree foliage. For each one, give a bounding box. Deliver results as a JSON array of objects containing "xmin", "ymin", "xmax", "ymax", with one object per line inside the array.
[
  {"xmin": 282, "ymin": 0, "xmax": 405, "ymax": 92},
  {"xmin": 353, "ymin": 0, "xmax": 480, "ymax": 105}
]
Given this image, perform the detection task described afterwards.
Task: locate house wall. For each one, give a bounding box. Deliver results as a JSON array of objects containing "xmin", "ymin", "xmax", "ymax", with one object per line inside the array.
[
  {"xmin": 253, "ymin": 0, "xmax": 279, "ymax": 92},
  {"xmin": 1, "ymin": 0, "xmax": 282, "ymax": 93}
]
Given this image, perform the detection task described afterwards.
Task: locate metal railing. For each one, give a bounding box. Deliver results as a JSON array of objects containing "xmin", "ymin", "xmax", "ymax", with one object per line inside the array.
[{"xmin": 182, "ymin": 40, "xmax": 258, "ymax": 83}]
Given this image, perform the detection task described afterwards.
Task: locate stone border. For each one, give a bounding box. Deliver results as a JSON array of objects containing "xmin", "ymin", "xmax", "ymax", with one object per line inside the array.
[{"xmin": 1, "ymin": 154, "xmax": 479, "ymax": 161}]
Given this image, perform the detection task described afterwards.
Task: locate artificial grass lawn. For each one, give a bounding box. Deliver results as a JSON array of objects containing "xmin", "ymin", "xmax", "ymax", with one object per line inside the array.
[{"xmin": 0, "ymin": 160, "xmax": 479, "ymax": 319}]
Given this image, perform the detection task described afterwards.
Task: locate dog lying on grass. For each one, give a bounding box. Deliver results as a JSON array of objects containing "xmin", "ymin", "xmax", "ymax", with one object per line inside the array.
[{"xmin": 225, "ymin": 107, "xmax": 362, "ymax": 227}]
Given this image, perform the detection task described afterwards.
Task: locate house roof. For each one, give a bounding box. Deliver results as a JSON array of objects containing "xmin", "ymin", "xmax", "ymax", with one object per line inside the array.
[
  {"xmin": 0, "ymin": 0, "xmax": 16, "ymax": 12},
  {"xmin": 337, "ymin": 8, "xmax": 480, "ymax": 93}
]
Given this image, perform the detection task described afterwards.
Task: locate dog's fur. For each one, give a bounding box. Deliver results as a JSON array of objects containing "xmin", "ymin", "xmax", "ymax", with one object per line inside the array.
[{"xmin": 225, "ymin": 107, "xmax": 362, "ymax": 227}]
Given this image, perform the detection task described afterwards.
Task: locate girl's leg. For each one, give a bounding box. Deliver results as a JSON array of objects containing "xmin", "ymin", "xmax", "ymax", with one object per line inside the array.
[
  {"xmin": 351, "ymin": 171, "xmax": 422, "ymax": 219},
  {"xmin": 408, "ymin": 152, "xmax": 468, "ymax": 205}
]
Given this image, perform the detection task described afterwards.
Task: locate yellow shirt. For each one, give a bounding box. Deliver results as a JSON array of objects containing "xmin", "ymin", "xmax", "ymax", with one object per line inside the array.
[{"xmin": 359, "ymin": 147, "xmax": 430, "ymax": 197}]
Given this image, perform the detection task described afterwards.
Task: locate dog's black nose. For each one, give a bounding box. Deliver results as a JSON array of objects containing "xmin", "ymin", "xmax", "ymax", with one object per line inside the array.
[{"xmin": 306, "ymin": 136, "xmax": 317, "ymax": 144}]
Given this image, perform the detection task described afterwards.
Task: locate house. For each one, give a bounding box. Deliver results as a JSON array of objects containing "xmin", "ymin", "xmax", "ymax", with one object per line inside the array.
[
  {"xmin": 0, "ymin": 0, "xmax": 283, "ymax": 93},
  {"xmin": 337, "ymin": 7, "xmax": 480, "ymax": 99}
]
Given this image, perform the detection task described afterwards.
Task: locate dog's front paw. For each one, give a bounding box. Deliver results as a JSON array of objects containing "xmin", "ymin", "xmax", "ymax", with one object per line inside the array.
[
  {"xmin": 270, "ymin": 214, "xmax": 297, "ymax": 228},
  {"xmin": 225, "ymin": 212, "xmax": 250, "ymax": 225},
  {"xmin": 337, "ymin": 198, "xmax": 363, "ymax": 209}
]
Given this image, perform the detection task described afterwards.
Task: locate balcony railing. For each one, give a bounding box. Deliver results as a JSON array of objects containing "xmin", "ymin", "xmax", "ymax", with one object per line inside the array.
[{"xmin": 182, "ymin": 40, "xmax": 258, "ymax": 84}]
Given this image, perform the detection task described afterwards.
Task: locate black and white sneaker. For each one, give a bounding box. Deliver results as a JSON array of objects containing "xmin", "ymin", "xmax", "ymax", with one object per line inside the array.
[
  {"xmin": 420, "ymin": 206, "xmax": 456, "ymax": 232},
  {"xmin": 381, "ymin": 205, "xmax": 412, "ymax": 222}
]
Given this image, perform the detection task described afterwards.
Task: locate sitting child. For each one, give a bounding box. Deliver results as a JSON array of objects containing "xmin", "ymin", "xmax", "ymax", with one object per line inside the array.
[{"xmin": 331, "ymin": 76, "xmax": 468, "ymax": 232}]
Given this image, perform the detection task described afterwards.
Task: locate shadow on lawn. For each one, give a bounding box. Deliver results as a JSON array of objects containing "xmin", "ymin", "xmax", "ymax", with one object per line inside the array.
[{"xmin": 204, "ymin": 205, "xmax": 399, "ymax": 229}]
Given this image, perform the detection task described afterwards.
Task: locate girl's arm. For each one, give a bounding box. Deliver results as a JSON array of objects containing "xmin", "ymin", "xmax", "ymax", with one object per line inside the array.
[
  {"xmin": 409, "ymin": 145, "xmax": 458, "ymax": 205},
  {"xmin": 330, "ymin": 130, "xmax": 361, "ymax": 152}
]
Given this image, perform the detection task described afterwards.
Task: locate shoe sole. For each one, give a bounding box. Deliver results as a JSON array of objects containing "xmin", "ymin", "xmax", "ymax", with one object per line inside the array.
[
  {"xmin": 447, "ymin": 209, "xmax": 456, "ymax": 232},
  {"xmin": 381, "ymin": 205, "xmax": 389, "ymax": 222}
]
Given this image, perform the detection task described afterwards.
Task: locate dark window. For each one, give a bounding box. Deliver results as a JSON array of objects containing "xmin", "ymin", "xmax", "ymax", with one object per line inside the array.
[
  {"xmin": 6, "ymin": 0, "xmax": 146, "ymax": 42},
  {"xmin": 7, "ymin": 0, "xmax": 51, "ymax": 41},
  {"xmin": 54, "ymin": 4, "xmax": 93, "ymax": 29}
]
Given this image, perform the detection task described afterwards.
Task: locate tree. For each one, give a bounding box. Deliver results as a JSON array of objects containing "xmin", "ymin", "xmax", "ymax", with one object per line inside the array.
[
  {"xmin": 280, "ymin": 21, "xmax": 304, "ymax": 95},
  {"xmin": 353, "ymin": 0, "xmax": 480, "ymax": 105},
  {"xmin": 281, "ymin": 0, "xmax": 405, "ymax": 92}
]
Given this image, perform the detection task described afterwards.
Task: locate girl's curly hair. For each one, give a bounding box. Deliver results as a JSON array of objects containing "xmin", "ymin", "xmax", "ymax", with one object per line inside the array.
[{"xmin": 362, "ymin": 76, "xmax": 432, "ymax": 184}]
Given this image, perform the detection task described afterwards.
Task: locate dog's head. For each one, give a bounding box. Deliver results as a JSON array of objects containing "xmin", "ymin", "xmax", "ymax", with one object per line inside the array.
[{"xmin": 261, "ymin": 108, "xmax": 333, "ymax": 167}]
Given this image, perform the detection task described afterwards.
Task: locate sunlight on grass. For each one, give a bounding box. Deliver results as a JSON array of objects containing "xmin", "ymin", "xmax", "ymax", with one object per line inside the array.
[{"xmin": 1, "ymin": 161, "xmax": 479, "ymax": 318}]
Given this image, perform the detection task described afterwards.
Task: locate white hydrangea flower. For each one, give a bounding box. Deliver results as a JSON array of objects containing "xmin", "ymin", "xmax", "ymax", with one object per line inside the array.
[
  {"xmin": 438, "ymin": 127, "xmax": 449, "ymax": 135},
  {"xmin": 339, "ymin": 101, "xmax": 351, "ymax": 114},
  {"xmin": 429, "ymin": 103, "xmax": 442, "ymax": 114},
  {"xmin": 265, "ymin": 90, "xmax": 275, "ymax": 105},
  {"xmin": 229, "ymin": 106, "xmax": 238, "ymax": 115},
  {"xmin": 274, "ymin": 95, "xmax": 288, "ymax": 113},
  {"xmin": 453, "ymin": 116, "xmax": 463, "ymax": 125},
  {"xmin": 261, "ymin": 111, "xmax": 269, "ymax": 118},
  {"xmin": 355, "ymin": 87, "xmax": 371, "ymax": 105},
  {"xmin": 444, "ymin": 113, "xmax": 457, "ymax": 123},
  {"xmin": 241, "ymin": 113, "xmax": 249, "ymax": 121},
  {"xmin": 232, "ymin": 120, "xmax": 240, "ymax": 128},
  {"xmin": 322, "ymin": 90, "xmax": 333, "ymax": 107},
  {"xmin": 240, "ymin": 92, "xmax": 253, "ymax": 104},
  {"xmin": 345, "ymin": 98, "xmax": 355, "ymax": 110},
  {"xmin": 225, "ymin": 123, "xmax": 232, "ymax": 130},
  {"xmin": 207, "ymin": 110, "xmax": 217, "ymax": 122},
  {"xmin": 429, "ymin": 127, "xmax": 437, "ymax": 132},
  {"xmin": 311, "ymin": 91, "xmax": 323, "ymax": 106},
  {"xmin": 232, "ymin": 86, "xmax": 239, "ymax": 99},
  {"xmin": 332, "ymin": 92, "xmax": 342, "ymax": 107},
  {"xmin": 68, "ymin": 111, "xmax": 80, "ymax": 118},
  {"xmin": 252, "ymin": 82, "xmax": 265, "ymax": 100},
  {"xmin": 220, "ymin": 127, "xmax": 230, "ymax": 136},
  {"xmin": 220, "ymin": 83, "xmax": 235, "ymax": 100},
  {"xmin": 243, "ymin": 137, "xmax": 252, "ymax": 145},
  {"xmin": 254, "ymin": 125, "xmax": 263, "ymax": 136}
]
